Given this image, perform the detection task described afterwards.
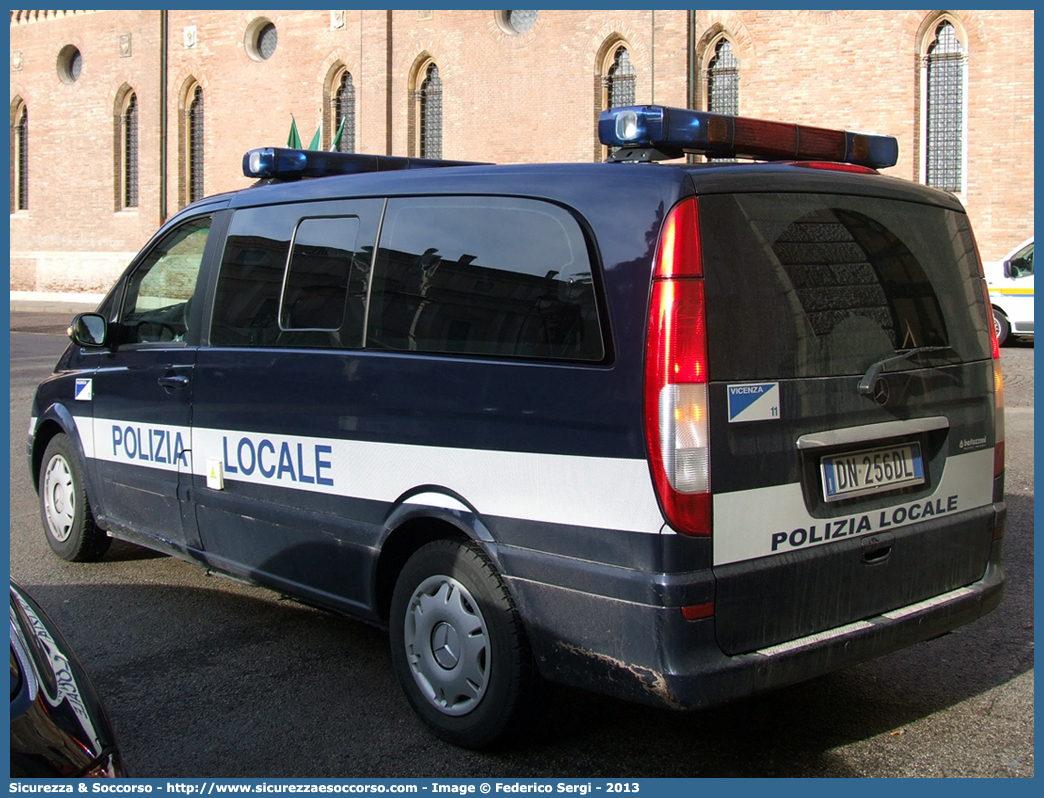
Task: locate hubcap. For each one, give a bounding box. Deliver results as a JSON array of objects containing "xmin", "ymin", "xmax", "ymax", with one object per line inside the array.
[
  {"xmin": 43, "ymin": 454, "xmax": 76, "ymax": 542},
  {"xmin": 403, "ymin": 574, "xmax": 489, "ymax": 716},
  {"xmin": 431, "ymin": 622, "xmax": 461, "ymax": 669}
]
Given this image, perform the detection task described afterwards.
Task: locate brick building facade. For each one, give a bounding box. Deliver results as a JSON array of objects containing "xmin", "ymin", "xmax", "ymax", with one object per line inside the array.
[{"xmin": 9, "ymin": 9, "xmax": 1034, "ymax": 293}]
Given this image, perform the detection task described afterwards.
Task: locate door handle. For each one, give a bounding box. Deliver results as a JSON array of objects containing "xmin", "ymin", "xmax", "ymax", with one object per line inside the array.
[
  {"xmin": 861, "ymin": 532, "xmax": 894, "ymax": 565},
  {"xmin": 158, "ymin": 374, "xmax": 190, "ymax": 391}
]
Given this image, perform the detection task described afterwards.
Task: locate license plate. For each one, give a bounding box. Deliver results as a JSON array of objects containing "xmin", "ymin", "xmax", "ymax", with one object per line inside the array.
[{"xmin": 821, "ymin": 442, "xmax": 924, "ymax": 502}]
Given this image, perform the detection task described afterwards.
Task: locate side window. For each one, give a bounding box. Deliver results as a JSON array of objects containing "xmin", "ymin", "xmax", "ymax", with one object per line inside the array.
[
  {"xmin": 1009, "ymin": 243, "xmax": 1033, "ymax": 278},
  {"xmin": 120, "ymin": 216, "xmax": 211, "ymax": 345},
  {"xmin": 366, "ymin": 197, "xmax": 604, "ymax": 361},
  {"xmin": 210, "ymin": 201, "xmax": 375, "ymax": 348},
  {"xmin": 280, "ymin": 216, "xmax": 362, "ymax": 332}
]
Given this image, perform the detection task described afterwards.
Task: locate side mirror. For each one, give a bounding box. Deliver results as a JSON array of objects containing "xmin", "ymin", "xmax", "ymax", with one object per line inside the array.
[{"xmin": 68, "ymin": 313, "xmax": 108, "ymax": 347}]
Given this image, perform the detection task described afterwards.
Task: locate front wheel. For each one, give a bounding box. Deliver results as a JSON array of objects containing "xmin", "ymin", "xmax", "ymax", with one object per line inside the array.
[
  {"xmin": 389, "ymin": 539, "xmax": 539, "ymax": 749},
  {"xmin": 993, "ymin": 308, "xmax": 1011, "ymax": 346},
  {"xmin": 38, "ymin": 434, "xmax": 110, "ymax": 562}
]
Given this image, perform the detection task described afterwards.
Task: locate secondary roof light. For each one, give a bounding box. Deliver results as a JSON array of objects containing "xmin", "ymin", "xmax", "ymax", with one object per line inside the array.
[
  {"xmin": 599, "ymin": 105, "xmax": 899, "ymax": 169},
  {"xmin": 242, "ymin": 148, "xmax": 487, "ymax": 181}
]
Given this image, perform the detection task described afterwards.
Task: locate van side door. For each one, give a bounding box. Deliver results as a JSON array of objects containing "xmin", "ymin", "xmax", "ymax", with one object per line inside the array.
[{"xmin": 190, "ymin": 199, "xmax": 382, "ymax": 611}]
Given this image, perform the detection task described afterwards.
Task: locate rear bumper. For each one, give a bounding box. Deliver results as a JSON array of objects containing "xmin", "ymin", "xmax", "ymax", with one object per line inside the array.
[
  {"xmin": 692, "ymin": 558, "xmax": 1004, "ymax": 706},
  {"xmin": 508, "ymin": 542, "xmax": 1004, "ymax": 711}
]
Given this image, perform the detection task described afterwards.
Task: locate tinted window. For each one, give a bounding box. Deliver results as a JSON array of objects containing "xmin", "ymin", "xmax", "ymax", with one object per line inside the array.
[
  {"xmin": 210, "ymin": 201, "xmax": 376, "ymax": 348},
  {"xmin": 701, "ymin": 193, "xmax": 992, "ymax": 380},
  {"xmin": 366, "ymin": 197, "xmax": 604, "ymax": 361},
  {"xmin": 281, "ymin": 216, "xmax": 361, "ymax": 331}
]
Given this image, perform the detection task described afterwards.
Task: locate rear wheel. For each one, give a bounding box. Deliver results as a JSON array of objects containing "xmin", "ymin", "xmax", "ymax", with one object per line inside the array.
[
  {"xmin": 39, "ymin": 434, "xmax": 110, "ymax": 562},
  {"xmin": 993, "ymin": 308, "xmax": 1011, "ymax": 346},
  {"xmin": 389, "ymin": 539, "xmax": 539, "ymax": 749}
]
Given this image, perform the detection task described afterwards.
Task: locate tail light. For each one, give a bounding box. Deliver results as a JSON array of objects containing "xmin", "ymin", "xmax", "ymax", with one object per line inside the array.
[
  {"xmin": 644, "ymin": 198, "xmax": 711, "ymax": 535},
  {"xmin": 968, "ymin": 226, "xmax": 1004, "ymax": 481},
  {"xmin": 983, "ymin": 280, "xmax": 1005, "ymax": 478}
]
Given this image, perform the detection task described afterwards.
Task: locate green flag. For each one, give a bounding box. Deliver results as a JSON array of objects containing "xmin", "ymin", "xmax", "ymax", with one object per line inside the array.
[
  {"xmin": 307, "ymin": 120, "xmax": 322, "ymax": 151},
  {"xmin": 330, "ymin": 116, "xmax": 346, "ymax": 152},
  {"xmin": 287, "ymin": 114, "xmax": 302, "ymax": 148}
]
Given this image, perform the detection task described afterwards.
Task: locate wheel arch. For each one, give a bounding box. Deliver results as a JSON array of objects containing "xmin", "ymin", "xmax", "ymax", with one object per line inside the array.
[
  {"xmin": 31, "ymin": 405, "xmax": 88, "ymax": 494},
  {"xmin": 30, "ymin": 405, "xmax": 107, "ymax": 529},
  {"xmin": 373, "ymin": 505, "xmax": 501, "ymax": 626}
]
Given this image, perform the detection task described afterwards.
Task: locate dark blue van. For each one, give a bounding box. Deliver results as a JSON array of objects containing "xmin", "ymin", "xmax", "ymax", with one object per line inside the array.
[{"xmin": 29, "ymin": 106, "xmax": 1005, "ymax": 748}]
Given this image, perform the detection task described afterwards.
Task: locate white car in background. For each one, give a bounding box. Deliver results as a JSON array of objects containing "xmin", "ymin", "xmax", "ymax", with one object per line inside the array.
[{"xmin": 984, "ymin": 236, "xmax": 1034, "ymax": 345}]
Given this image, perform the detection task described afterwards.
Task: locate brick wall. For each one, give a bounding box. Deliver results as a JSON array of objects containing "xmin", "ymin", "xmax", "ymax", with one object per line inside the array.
[
  {"xmin": 8, "ymin": 9, "xmax": 1034, "ymax": 292},
  {"xmin": 689, "ymin": 10, "xmax": 1034, "ymax": 264},
  {"xmin": 10, "ymin": 10, "xmax": 163, "ymax": 290}
]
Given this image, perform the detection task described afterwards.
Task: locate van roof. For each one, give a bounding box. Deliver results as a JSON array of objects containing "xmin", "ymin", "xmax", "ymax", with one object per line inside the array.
[{"xmin": 222, "ymin": 156, "xmax": 964, "ymax": 216}]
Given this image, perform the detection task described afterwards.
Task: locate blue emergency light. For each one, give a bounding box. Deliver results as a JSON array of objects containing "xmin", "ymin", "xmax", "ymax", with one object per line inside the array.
[
  {"xmin": 243, "ymin": 148, "xmax": 487, "ymax": 180},
  {"xmin": 599, "ymin": 105, "xmax": 899, "ymax": 169}
]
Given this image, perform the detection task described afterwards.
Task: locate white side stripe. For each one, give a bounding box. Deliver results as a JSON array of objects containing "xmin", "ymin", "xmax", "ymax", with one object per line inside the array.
[
  {"xmin": 193, "ymin": 426, "xmax": 667, "ymax": 534},
  {"xmin": 78, "ymin": 417, "xmax": 667, "ymax": 534},
  {"xmin": 82, "ymin": 416, "xmax": 190, "ymax": 472}
]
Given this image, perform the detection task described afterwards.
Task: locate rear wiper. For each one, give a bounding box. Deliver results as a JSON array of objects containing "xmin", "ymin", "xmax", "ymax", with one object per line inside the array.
[{"xmin": 857, "ymin": 346, "xmax": 953, "ymax": 397}]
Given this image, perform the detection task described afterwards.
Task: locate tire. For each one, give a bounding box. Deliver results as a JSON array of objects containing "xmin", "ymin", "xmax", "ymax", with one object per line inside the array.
[
  {"xmin": 993, "ymin": 308, "xmax": 1011, "ymax": 346},
  {"xmin": 38, "ymin": 434, "xmax": 110, "ymax": 562},
  {"xmin": 389, "ymin": 539, "xmax": 539, "ymax": 749}
]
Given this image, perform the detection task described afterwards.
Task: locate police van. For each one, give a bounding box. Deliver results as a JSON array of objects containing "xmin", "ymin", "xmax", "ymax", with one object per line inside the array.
[{"xmin": 29, "ymin": 106, "xmax": 1006, "ymax": 748}]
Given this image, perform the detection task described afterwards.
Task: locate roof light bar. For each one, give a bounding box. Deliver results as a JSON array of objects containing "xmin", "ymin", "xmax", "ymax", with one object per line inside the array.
[
  {"xmin": 599, "ymin": 105, "xmax": 899, "ymax": 169},
  {"xmin": 243, "ymin": 148, "xmax": 487, "ymax": 180}
]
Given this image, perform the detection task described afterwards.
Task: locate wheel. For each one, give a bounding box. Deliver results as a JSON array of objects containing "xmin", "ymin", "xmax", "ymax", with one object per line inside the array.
[
  {"xmin": 389, "ymin": 539, "xmax": 539, "ymax": 749},
  {"xmin": 38, "ymin": 434, "xmax": 110, "ymax": 562},
  {"xmin": 993, "ymin": 308, "xmax": 1011, "ymax": 346}
]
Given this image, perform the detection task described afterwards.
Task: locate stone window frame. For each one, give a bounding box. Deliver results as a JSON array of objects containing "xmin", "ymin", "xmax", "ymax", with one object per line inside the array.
[
  {"xmin": 701, "ymin": 33, "xmax": 740, "ymax": 116},
  {"xmin": 245, "ymin": 17, "xmax": 279, "ymax": 62},
  {"xmin": 595, "ymin": 38, "xmax": 637, "ymax": 161},
  {"xmin": 57, "ymin": 44, "xmax": 83, "ymax": 84},
  {"xmin": 409, "ymin": 56, "xmax": 443, "ymax": 159},
  {"xmin": 11, "ymin": 98, "xmax": 29, "ymax": 213},
  {"xmin": 178, "ymin": 78, "xmax": 205, "ymax": 209},
  {"xmin": 495, "ymin": 10, "xmax": 539, "ymax": 37},
  {"xmin": 324, "ymin": 65, "xmax": 357, "ymax": 154},
  {"xmin": 114, "ymin": 85, "xmax": 139, "ymax": 211},
  {"xmin": 917, "ymin": 14, "xmax": 969, "ymax": 197}
]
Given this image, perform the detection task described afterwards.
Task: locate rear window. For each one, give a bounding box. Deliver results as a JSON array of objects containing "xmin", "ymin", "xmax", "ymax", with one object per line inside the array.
[
  {"xmin": 366, "ymin": 196, "xmax": 604, "ymax": 361},
  {"xmin": 700, "ymin": 193, "xmax": 992, "ymax": 380}
]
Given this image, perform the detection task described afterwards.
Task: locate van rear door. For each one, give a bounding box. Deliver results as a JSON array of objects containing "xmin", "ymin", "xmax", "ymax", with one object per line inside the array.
[{"xmin": 696, "ymin": 184, "xmax": 1001, "ymax": 655}]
